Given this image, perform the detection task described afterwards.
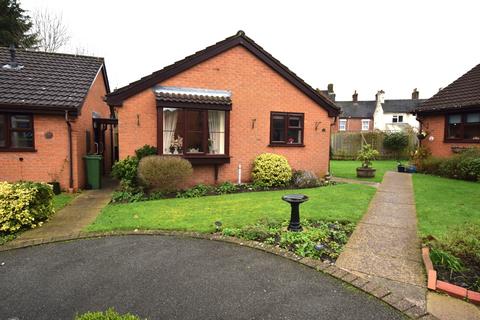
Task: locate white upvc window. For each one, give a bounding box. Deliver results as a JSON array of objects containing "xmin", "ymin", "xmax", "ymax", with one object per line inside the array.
[
  {"xmin": 339, "ymin": 119, "xmax": 347, "ymax": 131},
  {"xmin": 361, "ymin": 119, "xmax": 370, "ymax": 131},
  {"xmin": 392, "ymin": 115, "xmax": 404, "ymax": 123}
]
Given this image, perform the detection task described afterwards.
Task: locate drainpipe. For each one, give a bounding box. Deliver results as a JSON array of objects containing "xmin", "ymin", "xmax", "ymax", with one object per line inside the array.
[{"xmin": 65, "ymin": 111, "xmax": 74, "ymax": 190}]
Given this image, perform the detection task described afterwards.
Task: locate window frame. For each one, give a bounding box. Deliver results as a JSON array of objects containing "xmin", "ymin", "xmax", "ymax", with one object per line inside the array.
[
  {"xmin": 392, "ymin": 114, "xmax": 404, "ymax": 123},
  {"xmin": 269, "ymin": 112, "xmax": 305, "ymax": 147},
  {"xmin": 0, "ymin": 113, "xmax": 35, "ymax": 152},
  {"xmin": 339, "ymin": 119, "xmax": 347, "ymax": 131},
  {"xmin": 158, "ymin": 107, "xmax": 230, "ymax": 164},
  {"xmin": 361, "ymin": 119, "xmax": 370, "ymax": 131},
  {"xmin": 444, "ymin": 111, "xmax": 480, "ymax": 143}
]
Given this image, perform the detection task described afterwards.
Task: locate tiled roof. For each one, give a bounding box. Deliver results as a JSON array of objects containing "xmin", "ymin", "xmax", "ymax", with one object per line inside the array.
[
  {"xmin": 106, "ymin": 31, "xmax": 339, "ymax": 116},
  {"xmin": 416, "ymin": 63, "xmax": 480, "ymax": 113},
  {"xmin": 337, "ymin": 99, "xmax": 423, "ymax": 118},
  {"xmin": 154, "ymin": 86, "xmax": 231, "ymax": 105},
  {"xmin": 0, "ymin": 47, "xmax": 107, "ymax": 113}
]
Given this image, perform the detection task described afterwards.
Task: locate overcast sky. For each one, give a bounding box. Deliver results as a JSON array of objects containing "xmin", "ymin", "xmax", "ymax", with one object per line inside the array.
[{"xmin": 21, "ymin": 0, "xmax": 480, "ymax": 101}]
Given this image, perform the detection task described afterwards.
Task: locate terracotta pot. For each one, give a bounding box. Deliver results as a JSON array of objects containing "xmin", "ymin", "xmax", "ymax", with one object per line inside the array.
[{"xmin": 356, "ymin": 167, "xmax": 376, "ymax": 178}]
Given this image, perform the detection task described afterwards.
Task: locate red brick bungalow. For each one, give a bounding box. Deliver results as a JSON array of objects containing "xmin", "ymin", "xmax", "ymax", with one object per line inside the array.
[
  {"xmin": 106, "ymin": 31, "xmax": 339, "ymax": 185},
  {"xmin": 0, "ymin": 46, "xmax": 115, "ymax": 190},
  {"xmin": 414, "ymin": 63, "xmax": 480, "ymax": 157}
]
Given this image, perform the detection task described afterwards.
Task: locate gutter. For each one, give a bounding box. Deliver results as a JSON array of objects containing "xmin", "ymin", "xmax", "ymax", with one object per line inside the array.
[{"xmin": 65, "ymin": 111, "xmax": 74, "ymax": 190}]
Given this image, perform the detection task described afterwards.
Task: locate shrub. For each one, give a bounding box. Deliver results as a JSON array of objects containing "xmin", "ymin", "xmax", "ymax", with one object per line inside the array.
[
  {"xmin": 0, "ymin": 181, "xmax": 54, "ymax": 233},
  {"xmin": 291, "ymin": 170, "xmax": 321, "ymax": 188},
  {"xmin": 75, "ymin": 308, "xmax": 141, "ymax": 320},
  {"xmin": 417, "ymin": 157, "xmax": 444, "ymax": 175},
  {"xmin": 383, "ymin": 132, "xmax": 409, "ymax": 159},
  {"xmin": 215, "ymin": 181, "xmax": 238, "ymax": 195},
  {"xmin": 111, "ymin": 156, "xmax": 139, "ymax": 186},
  {"xmin": 177, "ymin": 184, "xmax": 212, "ymax": 198},
  {"xmin": 137, "ymin": 155, "xmax": 193, "ymax": 193},
  {"xmin": 135, "ymin": 144, "xmax": 157, "ymax": 160},
  {"xmin": 356, "ymin": 144, "xmax": 379, "ymax": 168},
  {"xmin": 251, "ymin": 153, "xmax": 292, "ymax": 187}
]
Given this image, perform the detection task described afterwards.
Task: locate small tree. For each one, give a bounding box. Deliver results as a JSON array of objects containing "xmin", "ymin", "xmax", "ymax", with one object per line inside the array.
[
  {"xmin": 383, "ymin": 132, "xmax": 409, "ymax": 160},
  {"xmin": 357, "ymin": 144, "xmax": 379, "ymax": 168}
]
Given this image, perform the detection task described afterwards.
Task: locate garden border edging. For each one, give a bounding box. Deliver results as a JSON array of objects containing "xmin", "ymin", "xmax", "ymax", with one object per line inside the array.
[
  {"xmin": 422, "ymin": 246, "xmax": 480, "ymax": 305},
  {"xmin": 0, "ymin": 231, "xmax": 435, "ymax": 319}
]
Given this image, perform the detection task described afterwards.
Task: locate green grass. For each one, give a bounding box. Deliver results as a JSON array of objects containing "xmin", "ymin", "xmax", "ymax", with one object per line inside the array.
[
  {"xmin": 413, "ymin": 174, "xmax": 480, "ymax": 238},
  {"xmin": 53, "ymin": 193, "xmax": 76, "ymax": 211},
  {"xmin": 87, "ymin": 184, "xmax": 376, "ymax": 233},
  {"xmin": 330, "ymin": 160, "xmax": 399, "ymax": 182}
]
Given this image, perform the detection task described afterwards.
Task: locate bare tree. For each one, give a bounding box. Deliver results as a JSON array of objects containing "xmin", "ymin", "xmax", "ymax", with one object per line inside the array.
[{"xmin": 32, "ymin": 9, "xmax": 70, "ymax": 52}]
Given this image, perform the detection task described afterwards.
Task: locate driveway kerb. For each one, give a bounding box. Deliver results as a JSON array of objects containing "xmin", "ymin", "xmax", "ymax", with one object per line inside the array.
[{"xmin": 0, "ymin": 230, "xmax": 437, "ymax": 319}]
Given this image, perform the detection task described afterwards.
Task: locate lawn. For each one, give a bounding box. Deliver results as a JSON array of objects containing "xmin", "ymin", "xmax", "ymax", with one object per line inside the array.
[
  {"xmin": 413, "ymin": 174, "xmax": 480, "ymax": 238},
  {"xmin": 53, "ymin": 193, "xmax": 77, "ymax": 211},
  {"xmin": 330, "ymin": 160, "xmax": 399, "ymax": 182},
  {"xmin": 87, "ymin": 184, "xmax": 376, "ymax": 233}
]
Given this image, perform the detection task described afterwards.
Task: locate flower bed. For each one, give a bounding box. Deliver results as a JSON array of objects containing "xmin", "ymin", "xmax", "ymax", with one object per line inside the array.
[{"xmin": 221, "ymin": 218, "xmax": 355, "ymax": 262}]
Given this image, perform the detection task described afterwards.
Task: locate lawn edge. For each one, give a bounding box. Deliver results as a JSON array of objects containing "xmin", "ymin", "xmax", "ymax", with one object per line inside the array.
[{"xmin": 0, "ymin": 230, "xmax": 435, "ymax": 318}]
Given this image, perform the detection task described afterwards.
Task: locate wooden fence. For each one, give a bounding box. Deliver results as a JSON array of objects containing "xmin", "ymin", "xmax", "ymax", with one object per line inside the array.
[{"xmin": 330, "ymin": 131, "xmax": 418, "ymax": 160}]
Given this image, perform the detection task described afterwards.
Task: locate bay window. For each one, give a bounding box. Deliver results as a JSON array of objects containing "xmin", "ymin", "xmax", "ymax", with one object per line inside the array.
[
  {"xmin": 0, "ymin": 113, "xmax": 34, "ymax": 150},
  {"xmin": 270, "ymin": 112, "xmax": 304, "ymax": 146},
  {"xmin": 162, "ymin": 108, "xmax": 227, "ymax": 156},
  {"xmin": 446, "ymin": 112, "xmax": 480, "ymax": 142}
]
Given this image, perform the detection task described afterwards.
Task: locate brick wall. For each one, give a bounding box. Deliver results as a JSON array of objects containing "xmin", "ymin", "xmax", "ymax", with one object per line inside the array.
[
  {"xmin": 421, "ymin": 114, "xmax": 479, "ymax": 157},
  {"xmin": 0, "ymin": 69, "xmax": 110, "ymax": 190},
  {"xmin": 117, "ymin": 46, "xmax": 334, "ymax": 185}
]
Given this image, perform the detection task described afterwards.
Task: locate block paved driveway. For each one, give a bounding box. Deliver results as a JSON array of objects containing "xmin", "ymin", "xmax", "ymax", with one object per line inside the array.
[{"xmin": 0, "ymin": 235, "xmax": 404, "ymax": 320}]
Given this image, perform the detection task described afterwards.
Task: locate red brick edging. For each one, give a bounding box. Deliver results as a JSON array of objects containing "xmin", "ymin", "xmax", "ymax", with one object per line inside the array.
[
  {"xmin": 422, "ymin": 247, "xmax": 480, "ymax": 305},
  {"xmin": 1, "ymin": 231, "xmax": 436, "ymax": 319}
]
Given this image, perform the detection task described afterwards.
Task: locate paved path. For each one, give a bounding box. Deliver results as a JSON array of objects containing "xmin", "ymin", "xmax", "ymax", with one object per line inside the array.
[
  {"xmin": 0, "ymin": 236, "xmax": 404, "ymax": 320},
  {"xmin": 10, "ymin": 181, "xmax": 115, "ymax": 246},
  {"xmin": 336, "ymin": 171, "xmax": 426, "ymax": 308}
]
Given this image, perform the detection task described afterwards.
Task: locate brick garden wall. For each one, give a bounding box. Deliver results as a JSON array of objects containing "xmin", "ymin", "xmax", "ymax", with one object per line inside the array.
[{"xmin": 116, "ymin": 46, "xmax": 334, "ymax": 185}]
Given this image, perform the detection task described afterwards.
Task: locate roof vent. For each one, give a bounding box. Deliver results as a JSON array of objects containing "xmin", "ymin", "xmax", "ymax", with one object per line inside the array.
[{"xmin": 2, "ymin": 44, "xmax": 24, "ymax": 70}]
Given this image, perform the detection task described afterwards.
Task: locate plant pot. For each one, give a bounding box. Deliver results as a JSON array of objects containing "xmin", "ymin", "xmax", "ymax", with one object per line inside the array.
[
  {"xmin": 356, "ymin": 167, "xmax": 376, "ymax": 178},
  {"xmin": 406, "ymin": 165, "xmax": 417, "ymax": 173},
  {"xmin": 397, "ymin": 165, "xmax": 406, "ymax": 173}
]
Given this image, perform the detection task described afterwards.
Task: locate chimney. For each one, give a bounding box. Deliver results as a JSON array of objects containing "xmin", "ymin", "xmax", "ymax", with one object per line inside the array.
[
  {"xmin": 352, "ymin": 90, "xmax": 358, "ymax": 103},
  {"xmin": 2, "ymin": 44, "xmax": 23, "ymax": 70},
  {"xmin": 375, "ymin": 90, "xmax": 385, "ymax": 103},
  {"xmin": 412, "ymin": 88, "xmax": 419, "ymax": 100},
  {"xmin": 327, "ymin": 83, "xmax": 336, "ymax": 101}
]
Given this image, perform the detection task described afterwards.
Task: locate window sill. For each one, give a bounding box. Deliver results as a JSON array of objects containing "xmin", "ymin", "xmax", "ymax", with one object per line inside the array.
[
  {"xmin": 444, "ymin": 139, "xmax": 480, "ymax": 144},
  {"xmin": 268, "ymin": 144, "xmax": 305, "ymax": 147},
  {"xmin": 162, "ymin": 154, "xmax": 230, "ymax": 165},
  {"xmin": 0, "ymin": 148, "xmax": 37, "ymax": 152}
]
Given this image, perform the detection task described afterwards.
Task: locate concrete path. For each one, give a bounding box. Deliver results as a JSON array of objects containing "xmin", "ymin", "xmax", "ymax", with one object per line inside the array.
[
  {"xmin": 336, "ymin": 171, "xmax": 426, "ymax": 308},
  {"xmin": 10, "ymin": 180, "xmax": 115, "ymax": 246},
  {"xmin": 0, "ymin": 236, "xmax": 404, "ymax": 320}
]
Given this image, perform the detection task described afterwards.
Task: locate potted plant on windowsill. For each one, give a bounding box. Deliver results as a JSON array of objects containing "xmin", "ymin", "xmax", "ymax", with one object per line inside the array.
[{"xmin": 356, "ymin": 143, "xmax": 379, "ymax": 178}]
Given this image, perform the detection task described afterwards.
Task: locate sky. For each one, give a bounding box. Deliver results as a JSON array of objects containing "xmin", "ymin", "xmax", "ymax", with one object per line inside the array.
[{"xmin": 20, "ymin": 0, "xmax": 480, "ymax": 101}]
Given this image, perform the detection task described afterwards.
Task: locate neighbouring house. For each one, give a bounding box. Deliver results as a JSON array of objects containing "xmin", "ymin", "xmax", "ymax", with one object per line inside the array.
[
  {"xmin": 414, "ymin": 63, "xmax": 480, "ymax": 157},
  {"xmin": 106, "ymin": 31, "xmax": 339, "ymax": 185},
  {"xmin": 331, "ymin": 87, "xmax": 423, "ymax": 132},
  {"xmin": 0, "ymin": 46, "xmax": 116, "ymax": 190}
]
